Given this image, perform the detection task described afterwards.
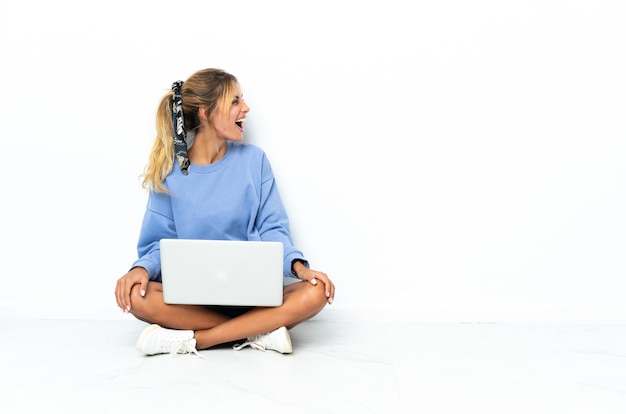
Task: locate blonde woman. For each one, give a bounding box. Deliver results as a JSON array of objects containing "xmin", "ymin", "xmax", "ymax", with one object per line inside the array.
[{"xmin": 115, "ymin": 68, "xmax": 334, "ymax": 355}]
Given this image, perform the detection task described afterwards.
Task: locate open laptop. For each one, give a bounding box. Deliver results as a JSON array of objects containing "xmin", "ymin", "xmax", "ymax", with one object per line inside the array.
[{"xmin": 159, "ymin": 238, "xmax": 284, "ymax": 307}]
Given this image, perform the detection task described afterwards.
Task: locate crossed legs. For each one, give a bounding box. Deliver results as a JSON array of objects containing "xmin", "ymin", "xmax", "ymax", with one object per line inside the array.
[{"xmin": 129, "ymin": 280, "xmax": 328, "ymax": 350}]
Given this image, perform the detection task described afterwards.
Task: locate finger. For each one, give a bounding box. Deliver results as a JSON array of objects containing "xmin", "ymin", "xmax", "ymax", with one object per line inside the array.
[
  {"xmin": 139, "ymin": 279, "xmax": 148, "ymax": 297},
  {"xmin": 310, "ymin": 278, "xmax": 318, "ymax": 286},
  {"xmin": 318, "ymin": 273, "xmax": 331, "ymax": 298},
  {"xmin": 116, "ymin": 279, "xmax": 128, "ymax": 312},
  {"xmin": 325, "ymin": 285, "xmax": 334, "ymax": 304},
  {"xmin": 321, "ymin": 276, "xmax": 335, "ymax": 304},
  {"xmin": 120, "ymin": 280, "xmax": 132, "ymax": 313},
  {"xmin": 115, "ymin": 280, "xmax": 123, "ymax": 310},
  {"xmin": 116, "ymin": 283, "xmax": 128, "ymax": 313},
  {"xmin": 312, "ymin": 273, "xmax": 332, "ymax": 301}
]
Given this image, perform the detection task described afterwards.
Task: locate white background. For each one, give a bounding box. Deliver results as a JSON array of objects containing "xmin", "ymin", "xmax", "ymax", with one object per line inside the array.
[{"xmin": 0, "ymin": 0, "xmax": 624, "ymax": 322}]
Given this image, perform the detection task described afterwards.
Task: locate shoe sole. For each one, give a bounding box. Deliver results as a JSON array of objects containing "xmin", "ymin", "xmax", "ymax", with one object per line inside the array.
[{"xmin": 136, "ymin": 324, "xmax": 161, "ymax": 354}]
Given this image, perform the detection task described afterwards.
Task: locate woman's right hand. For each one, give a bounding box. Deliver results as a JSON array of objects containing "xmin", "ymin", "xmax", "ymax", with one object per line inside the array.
[{"xmin": 115, "ymin": 267, "xmax": 149, "ymax": 313}]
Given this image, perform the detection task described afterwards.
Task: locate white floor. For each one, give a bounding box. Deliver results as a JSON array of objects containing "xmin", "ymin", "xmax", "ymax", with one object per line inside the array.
[{"xmin": 1, "ymin": 310, "xmax": 626, "ymax": 414}]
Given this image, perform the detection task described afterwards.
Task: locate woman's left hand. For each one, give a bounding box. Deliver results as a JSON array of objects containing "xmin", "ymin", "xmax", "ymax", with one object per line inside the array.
[{"xmin": 296, "ymin": 267, "xmax": 335, "ymax": 305}]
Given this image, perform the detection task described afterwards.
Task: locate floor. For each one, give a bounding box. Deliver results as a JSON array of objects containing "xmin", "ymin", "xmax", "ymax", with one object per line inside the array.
[{"xmin": 1, "ymin": 310, "xmax": 625, "ymax": 414}]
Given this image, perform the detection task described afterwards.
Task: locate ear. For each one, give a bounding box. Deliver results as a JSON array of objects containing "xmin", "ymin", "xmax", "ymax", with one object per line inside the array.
[{"xmin": 197, "ymin": 106, "xmax": 210, "ymax": 122}]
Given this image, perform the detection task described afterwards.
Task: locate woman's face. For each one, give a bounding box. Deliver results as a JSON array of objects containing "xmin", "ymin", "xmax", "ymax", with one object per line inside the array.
[{"xmin": 210, "ymin": 85, "xmax": 250, "ymax": 142}]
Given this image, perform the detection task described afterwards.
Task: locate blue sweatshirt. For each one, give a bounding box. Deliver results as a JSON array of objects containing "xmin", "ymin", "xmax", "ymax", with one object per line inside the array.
[{"xmin": 131, "ymin": 141, "xmax": 306, "ymax": 281}]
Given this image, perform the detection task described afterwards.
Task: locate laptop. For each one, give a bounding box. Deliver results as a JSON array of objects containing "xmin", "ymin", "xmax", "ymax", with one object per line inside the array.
[{"xmin": 159, "ymin": 238, "xmax": 284, "ymax": 307}]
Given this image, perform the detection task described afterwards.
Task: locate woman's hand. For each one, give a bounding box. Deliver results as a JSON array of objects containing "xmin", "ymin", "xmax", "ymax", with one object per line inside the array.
[
  {"xmin": 293, "ymin": 263, "xmax": 335, "ymax": 305},
  {"xmin": 115, "ymin": 267, "xmax": 149, "ymax": 313}
]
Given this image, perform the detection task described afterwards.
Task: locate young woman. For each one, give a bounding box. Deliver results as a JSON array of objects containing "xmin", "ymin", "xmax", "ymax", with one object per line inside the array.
[{"xmin": 115, "ymin": 68, "xmax": 335, "ymax": 355}]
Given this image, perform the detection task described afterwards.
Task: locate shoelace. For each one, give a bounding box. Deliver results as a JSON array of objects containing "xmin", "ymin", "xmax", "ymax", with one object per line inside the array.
[
  {"xmin": 170, "ymin": 338, "xmax": 205, "ymax": 359},
  {"xmin": 233, "ymin": 335, "xmax": 266, "ymax": 351}
]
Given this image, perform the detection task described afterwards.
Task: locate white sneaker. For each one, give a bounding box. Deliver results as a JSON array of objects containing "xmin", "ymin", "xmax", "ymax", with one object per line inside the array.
[
  {"xmin": 232, "ymin": 326, "xmax": 293, "ymax": 354},
  {"xmin": 136, "ymin": 324, "xmax": 202, "ymax": 357}
]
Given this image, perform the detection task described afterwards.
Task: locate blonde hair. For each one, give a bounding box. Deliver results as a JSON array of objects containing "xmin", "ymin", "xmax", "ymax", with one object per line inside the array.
[{"xmin": 141, "ymin": 68, "xmax": 240, "ymax": 192}]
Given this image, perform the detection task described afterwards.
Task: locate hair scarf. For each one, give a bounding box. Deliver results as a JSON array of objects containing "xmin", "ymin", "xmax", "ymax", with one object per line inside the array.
[{"xmin": 171, "ymin": 81, "xmax": 190, "ymax": 175}]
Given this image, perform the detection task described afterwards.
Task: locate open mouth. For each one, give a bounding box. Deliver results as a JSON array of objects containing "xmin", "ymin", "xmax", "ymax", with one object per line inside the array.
[{"xmin": 235, "ymin": 118, "xmax": 245, "ymax": 130}]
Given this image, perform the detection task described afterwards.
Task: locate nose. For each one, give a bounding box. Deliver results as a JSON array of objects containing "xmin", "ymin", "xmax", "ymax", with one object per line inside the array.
[{"xmin": 242, "ymin": 101, "xmax": 250, "ymax": 113}]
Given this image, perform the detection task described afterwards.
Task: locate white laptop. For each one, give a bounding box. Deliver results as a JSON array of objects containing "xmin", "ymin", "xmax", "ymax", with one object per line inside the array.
[{"xmin": 159, "ymin": 238, "xmax": 284, "ymax": 307}]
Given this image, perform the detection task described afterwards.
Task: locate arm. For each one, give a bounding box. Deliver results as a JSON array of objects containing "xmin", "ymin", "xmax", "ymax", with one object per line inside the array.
[
  {"xmin": 131, "ymin": 190, "xmax": 178, "ymax": 281},
  {"xmin": 115, "ymin": 190, "xmax": 177, "ymax": 312},
  {"xmin": 255, "ymin": 154, "xmax": 307, "ymax": 277}
]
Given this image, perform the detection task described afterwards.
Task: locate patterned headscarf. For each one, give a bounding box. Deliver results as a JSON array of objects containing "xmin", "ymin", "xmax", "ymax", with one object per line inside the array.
[{"xmin": 171, "ymin": 81, "xmax": 190, "ymax": 175}]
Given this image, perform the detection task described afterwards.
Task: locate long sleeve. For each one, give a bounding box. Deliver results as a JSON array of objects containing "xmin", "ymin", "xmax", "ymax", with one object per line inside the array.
[
  {"xmin": 256, "ymin": 153, "xmax": 307, "ymax": 277},
  {"xmin": 131, "ymin": 190, "xmax": 177, "ymax": 281}
]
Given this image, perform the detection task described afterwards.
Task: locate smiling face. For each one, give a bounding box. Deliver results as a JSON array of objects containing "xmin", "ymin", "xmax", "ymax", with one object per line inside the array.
[{"xmin": 209, "ymin": 84, "xmax": 250, "ymax": 142}]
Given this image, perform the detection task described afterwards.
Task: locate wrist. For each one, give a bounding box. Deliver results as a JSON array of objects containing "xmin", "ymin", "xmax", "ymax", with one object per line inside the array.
[
  {"xmin": 291, "ymin": 259, "xmax": 308, "ymax": 278},
  {"xmin": 130, "ymin": 266, "xmax": 149, "ymax": 278}
]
